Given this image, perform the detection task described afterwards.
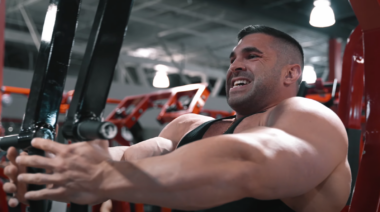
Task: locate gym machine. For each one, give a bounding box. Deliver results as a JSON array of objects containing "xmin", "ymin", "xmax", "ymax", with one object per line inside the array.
[{"xmin": 0, "ymin": 0, "xmax": 134, "ymax": 211}]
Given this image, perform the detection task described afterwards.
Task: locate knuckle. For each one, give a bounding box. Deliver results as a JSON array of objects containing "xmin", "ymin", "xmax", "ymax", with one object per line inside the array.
[
  {"xmin": 4, "ymin": 165, "xmax": 17, "ymax": 176},
  {"xmin": 2, "ymin": 182, "xmax": 10, "ymax": 192},
  {"xmin": 54, "ymin": 160, "xmax": 66, "ymax": 171},
  {"xmin": 60, "ymin": 148, "xmax": 71, "ymax": 157},
  {"xmin": 4, "ymin": 183, "xmax": 16, "ymax": 193},
  {"xmin": 34, "ymin": 174, "xmax": 43, "ymax": 183}
]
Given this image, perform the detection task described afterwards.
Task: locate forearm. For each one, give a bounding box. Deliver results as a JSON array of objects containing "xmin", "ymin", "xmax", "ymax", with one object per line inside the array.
[
  {"xmin": 120, "ymin": 137, "xmax": 175, "ymax": 162},
  {"xmin": 101, "ymin": 135, "xmax": 254, "ymax": 210},
  {"xmin": 108, "ymin": 137, "xmax": 174, "ymax": 162}
]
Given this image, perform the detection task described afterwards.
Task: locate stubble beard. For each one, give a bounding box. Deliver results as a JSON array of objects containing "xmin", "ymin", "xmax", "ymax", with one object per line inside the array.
[{"xmin": 227, "ymin": 79, "xmax": 264, "ymax": 115}]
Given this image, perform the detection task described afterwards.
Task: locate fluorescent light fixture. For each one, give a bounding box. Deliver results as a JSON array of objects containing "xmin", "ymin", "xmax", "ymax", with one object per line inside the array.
[
  {"xmin": 153, "ymin": 64, "xmax": 170, "ymax": 88},
  {"xmin": 310, "ymin": 0, "xmax": 335, "ymax": 28},
  {"xmin": 41, "ymin": 4, "xmax": 58, "ymax": 43},
  {"xmin": 302, "ymin": 65, "xmax": 317, "ymax": 84},
  {"xmin": 129, "ymin": 48, "xmax": 157, "ymax": 58}
]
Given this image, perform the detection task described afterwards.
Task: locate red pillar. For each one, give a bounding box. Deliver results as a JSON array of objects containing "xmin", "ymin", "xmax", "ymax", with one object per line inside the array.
[
  {"xmin": 328, "ymin": 38, "xmax": 343, "ymax": 82},
  {"xmin": 0, "ymin": 0, "xmax": 5, "ymax": 136},
  {"xmin": 337, "ymin": 27, "xmax": 364, "ymax": 129},
  {"xmin": 348, "ymin": 0, "xmax": 380, "ymax": 211}
]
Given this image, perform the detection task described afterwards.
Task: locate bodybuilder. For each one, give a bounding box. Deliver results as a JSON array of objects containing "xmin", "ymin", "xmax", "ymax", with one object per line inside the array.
[{"xmin": 3, "ymin": 25, "xmax": 351, "ymax": 212}]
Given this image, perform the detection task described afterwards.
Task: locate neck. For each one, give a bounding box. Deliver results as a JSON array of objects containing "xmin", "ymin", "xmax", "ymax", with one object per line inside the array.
[{"xmin": 234, "ymin": 96, "xmax": 291, "ymax": 120}]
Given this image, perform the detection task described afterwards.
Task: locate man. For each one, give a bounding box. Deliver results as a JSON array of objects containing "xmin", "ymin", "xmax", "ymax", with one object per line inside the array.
[{"xmin": 3, "ymin": 25, "xmax": 351, "ymax": 212}]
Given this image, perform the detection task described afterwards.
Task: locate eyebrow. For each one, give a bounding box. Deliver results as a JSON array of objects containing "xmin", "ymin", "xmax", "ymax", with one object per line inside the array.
[{"xmin": 229, "ymin": 47, "xmax": 264, "ymax": 58}]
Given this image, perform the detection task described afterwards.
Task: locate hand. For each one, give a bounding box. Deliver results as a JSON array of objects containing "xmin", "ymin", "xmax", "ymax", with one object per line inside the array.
[
  {"xmin": 15, "ymin": 138, "xmax": 113, "ymax": 205},
  {"xmin": 2, "ymin": 147, "xmax": 28, "ymax": 207},
  {"xmin": 100, "ymin": 199, "xmax": 113, "ymax": 212}
]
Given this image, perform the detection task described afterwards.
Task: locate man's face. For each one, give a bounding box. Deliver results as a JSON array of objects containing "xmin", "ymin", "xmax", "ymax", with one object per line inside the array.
[{"xmin": 226, "ymin": 33, "xmax": 282, "ymax": 114}]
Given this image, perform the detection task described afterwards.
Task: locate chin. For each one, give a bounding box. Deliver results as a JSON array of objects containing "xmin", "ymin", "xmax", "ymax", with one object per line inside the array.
[{"xmin": 227, "ymin": 96, "xmax": 251, "ymax": 111}]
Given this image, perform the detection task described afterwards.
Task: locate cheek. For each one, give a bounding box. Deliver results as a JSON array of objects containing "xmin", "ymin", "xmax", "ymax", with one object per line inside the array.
[{"xmin": 226, "ymin": 69, "xmax": 233, "ymax": 80}]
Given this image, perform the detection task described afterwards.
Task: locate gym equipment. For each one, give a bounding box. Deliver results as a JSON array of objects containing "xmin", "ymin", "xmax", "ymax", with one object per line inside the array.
[
  {"xmin": 336, "ymin": 26, "xmax": 364, "ymax": 212},
  {"xmin": 297, "ymin": 78, "xmax": 339, "ymax": 108},
  {"xmin": 0, "ymin": 0, "xmax": 134, "ymax": 211},
  {"xmin": 0, "ymin": 0, "xmax": 379, "ymax": 211},
  {"xmin": 344, "ymin": 0, "xmax": 380, "ymax": 211}
]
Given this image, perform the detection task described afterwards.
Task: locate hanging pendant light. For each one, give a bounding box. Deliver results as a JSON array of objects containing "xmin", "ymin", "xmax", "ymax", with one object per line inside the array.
[
  {"xmin": 310, "ymin": 0, "xmax": 336, "ymax": 28},
  {"xmin": 153, "ymin": 64, "xmax": 170, "ymax": 88}
]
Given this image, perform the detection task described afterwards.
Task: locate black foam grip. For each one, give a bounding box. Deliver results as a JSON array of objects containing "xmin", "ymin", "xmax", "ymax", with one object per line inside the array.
[
  {"xmin": 76, "ymin": 121, "xmax": 117, "ymax": 140},
  {"xmin": 0, "ymin": 135, "xmax": 20, "ymax": 150}
]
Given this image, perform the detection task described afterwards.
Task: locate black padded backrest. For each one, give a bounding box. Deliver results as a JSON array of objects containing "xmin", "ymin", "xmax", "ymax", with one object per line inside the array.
[{"xmin": 297, "ymin": 81, "xmax": 308, "ymax": 97}]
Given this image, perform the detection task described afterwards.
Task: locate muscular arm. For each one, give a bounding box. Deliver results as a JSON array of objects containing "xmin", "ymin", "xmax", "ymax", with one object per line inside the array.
[
  {"xmin": 101, "ymin": 98, "xmax": 349, "ymax": 210},
  {"xmin": 108, "ymin": 113, "xmax": 209, "ymax": 161}
]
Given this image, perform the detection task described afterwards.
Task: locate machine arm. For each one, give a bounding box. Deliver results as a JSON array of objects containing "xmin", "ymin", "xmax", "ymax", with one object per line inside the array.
[{"xmin": 0, "ymin": 0, "xmax": 80, "ymax": 211}]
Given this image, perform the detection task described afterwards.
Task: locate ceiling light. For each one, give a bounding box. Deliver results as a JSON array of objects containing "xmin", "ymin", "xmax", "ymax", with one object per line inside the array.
[
  {"xmin": 310, "ymin": 0, "xmax": 335, "ymax": 28},
  {"xmin": 153, "ymin": 65, "xmax": 170, "ymax": 88},
  {"xmin": 302, "ymin": 65, "xmax": 317, "ymax": 84},
  {"xmin": 129, "ymin": 48, "xmax": 157, "ymax": 58}
]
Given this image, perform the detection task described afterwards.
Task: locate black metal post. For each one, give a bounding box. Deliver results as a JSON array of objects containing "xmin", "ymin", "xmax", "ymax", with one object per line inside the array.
[
  {"xmin": 62, "ymin": 0, "xmax": 134, "ymax": 142},
  {"xmin": 0, "ymin": 0, "xmax": 81, "ymax": 211},
  {"xmin": 63, "ymin": 0, "xmax": 134, "ymax": 211}
]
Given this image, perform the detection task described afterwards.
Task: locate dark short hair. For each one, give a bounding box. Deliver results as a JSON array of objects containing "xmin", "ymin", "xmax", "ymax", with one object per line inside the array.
[{"xmin": 238, "ymin": 25, "xmax": 304, "ymax": 84}]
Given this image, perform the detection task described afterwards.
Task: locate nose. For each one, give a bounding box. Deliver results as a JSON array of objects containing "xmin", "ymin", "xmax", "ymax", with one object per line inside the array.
[{"xmin": 228, "ymin": 58, "xmax": 246, "ymax": 74}]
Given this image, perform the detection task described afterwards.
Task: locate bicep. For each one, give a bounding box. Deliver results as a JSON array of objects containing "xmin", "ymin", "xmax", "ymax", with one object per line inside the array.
[
  {"xmin": 236, "ymin": 128, "xmax": 332, "ymax": 199},
  {"xmin": 245, "ymin": 100, "xmax": 348, "ymax": 198}
]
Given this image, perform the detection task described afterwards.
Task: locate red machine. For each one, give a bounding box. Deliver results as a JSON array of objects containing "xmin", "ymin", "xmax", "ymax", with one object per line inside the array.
[
  {"xmin": 106, "ymin": 83, "xmax": 234, "ymax": 146},
  {"xmin": 345, "ymin": 0, "xmax": 380, "ymax": 211}
]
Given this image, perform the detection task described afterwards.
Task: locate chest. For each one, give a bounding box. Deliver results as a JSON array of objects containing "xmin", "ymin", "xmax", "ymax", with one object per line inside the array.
[{"xmin": 202, "ymin": 115, "xmax": 265, "ymax": 139}]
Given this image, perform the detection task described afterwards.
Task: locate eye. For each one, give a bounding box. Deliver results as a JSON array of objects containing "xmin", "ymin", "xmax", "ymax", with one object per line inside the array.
[
  {"xmin": 247, "ymin": 54, "xmax": 258, "ymax": 59},
  {"xmin": 230, "ymin": 58, "xmax": 235, "ymax": 64}
]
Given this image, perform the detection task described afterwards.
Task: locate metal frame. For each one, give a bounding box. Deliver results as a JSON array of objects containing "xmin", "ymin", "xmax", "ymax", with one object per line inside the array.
[
  {"xmin": 1, "ymin": 0, "xmax": 134, "ymax": 211},
  {"xmin": 335, "ymin": 26, "xmax": 364, "ymax": 212},
  {"xmin": 62, "ymin": 0, "xmax": 134, "ymax": 144},
  {"xmin": 0, "ymin": 0, "xmax": 5, "ymax": 138},
  {"xmin": 106, "ymin": 83, "xmax": 213, "ymax": 146},
  {"xmin": 347, "ymin": 0, "xmax": 380, "ymax": 211},
  {"xmin": 0, "ymin": 0, "xmax": 81, "ymax": 211}
]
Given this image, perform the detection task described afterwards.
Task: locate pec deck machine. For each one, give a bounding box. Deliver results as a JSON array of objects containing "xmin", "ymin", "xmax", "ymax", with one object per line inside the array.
[{"xmin": 0, "ymin": 0, "xmax": 380, "ymax": 211}]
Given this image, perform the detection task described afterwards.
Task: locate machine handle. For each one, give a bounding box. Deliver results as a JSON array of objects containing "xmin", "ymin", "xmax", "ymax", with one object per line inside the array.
[
  {"xmin": 76, "ymin": 121, "xmax": 118, "ymax": 141},
  {"xmin": 0, "ymin": 135, "xmax": 19, "ymax": 150}
]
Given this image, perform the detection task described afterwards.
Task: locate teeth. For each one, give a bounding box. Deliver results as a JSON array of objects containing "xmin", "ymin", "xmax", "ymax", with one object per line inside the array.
[{"xmin": 233, "ymin": 80, "xmax": 249, "ymax": 87}]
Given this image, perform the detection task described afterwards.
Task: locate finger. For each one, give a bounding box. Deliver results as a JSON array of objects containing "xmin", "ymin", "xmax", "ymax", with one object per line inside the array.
[
  {"xmin": 19, "ymin": 152, "xmax": 27, "ymax": 174},
  {"xmin": 7, "ymin": 147, "xmax": 18, "ymax": 164},
  {"xmin": 45, "ymin": 151, "xmax": 56, "ymax": 159},
  {"xmin": 4, "ymin": 165, "xmax": 18, "ymax": 181},
  {"xmin": 18, "ymin": 173, "xmax": 64, "ymax": 185},
  {"xmin": 16, "ymin": 155, "xmax": 55, "ymax": 170},
  {"xmin": 91, "ymin": 139, "xmax": 109, "ymax": 150},
  {"xmin": 3, "ymin": 182, "xmax": 17, "ymax": 193},
  {"xmin": 8, "ymin": 198, "xmax": 19, "ymax": 207},
  {"xmin": 25, "ymin": 187, "xmax": 66, "ymax": 202},
  {"xmin": 31, "ymin": 138, "xmax": 65, "ymax": 154}
]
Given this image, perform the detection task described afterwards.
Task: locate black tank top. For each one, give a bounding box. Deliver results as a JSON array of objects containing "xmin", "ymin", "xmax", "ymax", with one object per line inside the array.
[{"xmin": 173, "ymin": 113, "xmax": 295, "ymax": 212}]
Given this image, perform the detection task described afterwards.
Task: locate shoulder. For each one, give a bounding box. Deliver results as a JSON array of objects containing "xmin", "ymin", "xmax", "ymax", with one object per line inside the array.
[
  {"xmin": 267, "ymin": 97, "xmax": 348, "ymax": 155},
  {"xmin": 159, "ymin": 113, "xmax": 214, "ymax": 143},
  {"xmin": 268, "ymin": 97, "xmax": 344, "ymax": 129},
  {"xmin": 172, "ymin": 113, "xmax": 215, "ymax": 126}
]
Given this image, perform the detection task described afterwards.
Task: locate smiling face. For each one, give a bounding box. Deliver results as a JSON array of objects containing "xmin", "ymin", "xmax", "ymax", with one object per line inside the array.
[{"xmin": 226, "ymin": 33, "xmax": 288, "ymax": 116}]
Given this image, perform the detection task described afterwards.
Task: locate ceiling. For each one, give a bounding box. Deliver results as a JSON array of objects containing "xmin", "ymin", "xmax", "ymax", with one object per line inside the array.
[{"xmin": 3, "ymin": 0, "xmax": 358, "ymax": 79}]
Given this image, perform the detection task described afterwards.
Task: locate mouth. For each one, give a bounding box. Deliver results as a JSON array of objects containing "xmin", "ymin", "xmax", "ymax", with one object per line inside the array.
[{"xmin": 231, "ymin": 78, "xmax": 251, "ymax": 89}]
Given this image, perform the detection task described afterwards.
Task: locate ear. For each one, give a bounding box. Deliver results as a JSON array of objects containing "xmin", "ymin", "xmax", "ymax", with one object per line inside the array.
[{"xmin": 283, "ymin": 64, "xmax": 302, "ymax": 86}]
